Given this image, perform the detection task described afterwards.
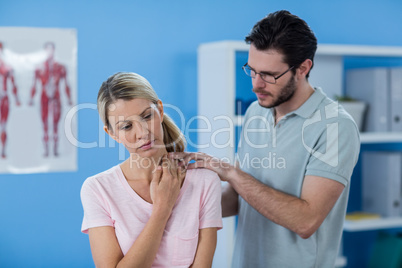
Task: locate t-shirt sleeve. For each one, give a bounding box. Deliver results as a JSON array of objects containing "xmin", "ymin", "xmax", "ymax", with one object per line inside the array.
[
  {"xmin": 305, "ymin": 115, "xmax": 361, "ymax": 186},
  {"xmin": 80, "ymin": 178, "xmax": 114, "ymax": 234},
  {"xmin": 199, "ymin": 171, "xmax": 223, "ymax": 230}
]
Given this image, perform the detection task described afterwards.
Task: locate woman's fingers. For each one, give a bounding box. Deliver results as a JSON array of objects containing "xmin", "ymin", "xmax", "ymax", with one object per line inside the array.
[
  {"xmin": 150, "ymin": 165, "xmax": 162, "ymax": 203},
  {"xmin": 177, "ymin": 165, "xmax": 186, "ymax": 186},
  {"xmin": 186, "ymin": 160, "xmax": 207, "ymax": 170},
  {"xmin": 169, "ymin": 152, "xmax": 210, "ymax": 169}
]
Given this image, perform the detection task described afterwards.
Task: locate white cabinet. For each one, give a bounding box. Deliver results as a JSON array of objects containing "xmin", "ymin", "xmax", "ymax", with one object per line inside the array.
[{"xmin": 198, "ymin": 41, "xmax": 402, "ymax": 267}]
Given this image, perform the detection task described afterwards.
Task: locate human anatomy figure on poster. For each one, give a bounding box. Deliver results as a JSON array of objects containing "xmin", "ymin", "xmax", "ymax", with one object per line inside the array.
[
  {"xmin": 0, "ymin": 42, "xmax": 21, "ymax": 159},
  {"xmin": 29, "ymin": 42, "xmax": 73, "ymax": 157}
]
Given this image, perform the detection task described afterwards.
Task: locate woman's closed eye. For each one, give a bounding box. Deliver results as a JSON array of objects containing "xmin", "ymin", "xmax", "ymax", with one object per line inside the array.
[
  {"xmin": 120, "ymin": 123, "xmax": 132, "ymax": 131},
  {"xmin": 143, "ymin": 113, "xmax": 153, "ymax": 120}
]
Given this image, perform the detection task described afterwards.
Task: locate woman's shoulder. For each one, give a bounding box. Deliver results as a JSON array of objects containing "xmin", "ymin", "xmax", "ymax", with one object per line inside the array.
[
  {"xmin": 82, "ymin": 165, "xmax": 121, "ymax": 189},
  {"xmin": 185, "ymin": 168, "xmax": 221, "ymax": 187}
]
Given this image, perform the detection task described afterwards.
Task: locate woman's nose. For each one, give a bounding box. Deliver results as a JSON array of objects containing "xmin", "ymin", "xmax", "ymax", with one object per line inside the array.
[{"xmin": 134, "ymin": 120, "xmax": 150, "ymax": 140}]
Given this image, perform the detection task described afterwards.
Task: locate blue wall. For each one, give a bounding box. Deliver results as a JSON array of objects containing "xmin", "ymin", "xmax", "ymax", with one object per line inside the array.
[{"xmin": 1, "ymin": 0, "xmax": 402, "ymax": 267}]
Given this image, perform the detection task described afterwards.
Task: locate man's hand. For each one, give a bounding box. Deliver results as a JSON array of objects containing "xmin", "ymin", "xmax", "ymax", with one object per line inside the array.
[{"xmin": 169, "ymin": 152, "xmax": 235, "ymax": 182}]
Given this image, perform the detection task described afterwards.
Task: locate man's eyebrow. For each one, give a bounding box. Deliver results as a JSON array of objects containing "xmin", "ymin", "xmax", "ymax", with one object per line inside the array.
[
  {"xmin": 248, "ymin": 64, "xmax": 274, "ymax": 75},
  {"xmin": 115, "ymin": 107, "xmax": 153, "ymax": 125}
]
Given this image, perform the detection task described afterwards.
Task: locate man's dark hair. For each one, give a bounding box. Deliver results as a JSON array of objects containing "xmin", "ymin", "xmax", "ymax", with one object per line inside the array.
[{"xmin": 245, "ymin": 10, "xmax": 317, "ymax": 78}]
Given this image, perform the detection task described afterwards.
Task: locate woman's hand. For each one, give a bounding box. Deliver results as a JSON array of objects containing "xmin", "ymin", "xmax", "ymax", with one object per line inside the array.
[{"xmin": 150, "ymin": 155, "xmax": 186, "ymax": 215}]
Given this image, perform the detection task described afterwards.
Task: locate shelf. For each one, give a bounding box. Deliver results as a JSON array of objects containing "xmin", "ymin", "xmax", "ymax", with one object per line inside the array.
[
  {"xmin": 199, "ymin": 41, "xmax": 402, "ymax": 57},
  {"xmin": 234, "ymin": 116, "xmax": 402, "ymax": 144},
  {"xmin": 316, "ymin": 44, "xmax": 402, "ymax": 57},
  {"xmin": 335, "ymin": 256, "xmax": 347, "ymax": 268},
  {"xmin": 234, "ymin": 115, "xmax": 244, "ymax": 126},
  {"xmin": 343, "ymin": 217, "xmax": 402, "ymax": 232},
  {"xmin": 360, "ymin": 132, "xmax": 402, "ymax": 144}
]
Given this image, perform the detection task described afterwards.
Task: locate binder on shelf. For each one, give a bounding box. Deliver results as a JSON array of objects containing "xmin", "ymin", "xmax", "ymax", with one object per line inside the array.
[
  {"xmin": 346, "ymin": 68, "xmax": 389, "ymax": 132},
  {"xmin": 362, "ymin": 151, "xmax": 402, "ymax": 217},
  {"xmin": 346, "ymin": 67, "xmax": 402, "ymax": 133},
  {"xmin": 390, "ymin": 68, "xmax": 402, "ymax": 132},
  {"xmin": 345, "ymin": 212, "xmax": 381, "ymax": 221}
]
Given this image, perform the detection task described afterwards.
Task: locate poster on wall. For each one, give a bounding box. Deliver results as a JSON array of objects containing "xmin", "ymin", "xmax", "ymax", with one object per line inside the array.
[{"xmin": 0, "ymin": 27, "xmax": 77, "ymax": 173}]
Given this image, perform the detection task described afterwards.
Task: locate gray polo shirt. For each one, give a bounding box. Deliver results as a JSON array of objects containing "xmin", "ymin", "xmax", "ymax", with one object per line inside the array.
[{"xmin": 232, "ymin": 87, "xmax": 360, "ymax": 268}]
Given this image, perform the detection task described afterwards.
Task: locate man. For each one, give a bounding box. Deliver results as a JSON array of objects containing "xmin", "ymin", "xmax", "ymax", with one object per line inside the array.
[
  {"xmin": 171, "ymin": 10, "xmax": 360, "ymax": 267},
  {"xmin": 29, "ymin": 42, "xmax": 72, "ymax": 157},
  {"xmin": 0, "ymin": 42, "xmax": 21, "ymax": 158}
]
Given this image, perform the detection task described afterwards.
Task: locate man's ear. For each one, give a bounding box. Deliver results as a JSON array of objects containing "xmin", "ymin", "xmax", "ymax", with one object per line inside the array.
[
  {"xmin": 157, "ymin": 100, "xmax": 164, "ymax": 122},
  {"xmin": 104, "ymin": 125, "xmax": 121, "ymax": 143},
  {"xmin": 297, "ymin": 58, "xmax": 313, "ymax": 79}
]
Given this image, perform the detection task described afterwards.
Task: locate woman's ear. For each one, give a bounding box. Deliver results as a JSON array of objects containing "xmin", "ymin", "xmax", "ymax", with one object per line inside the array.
[
  {"xmin": 104, "ymin": 125, "xmax": 121, "ymax": 143},
  {"xmin": 297, "ymin": 58, "xmax": 313, "ymax": 79},
  {"xmin": 157, "ymin": 100, "xmax": 164, "ymax": 122}
]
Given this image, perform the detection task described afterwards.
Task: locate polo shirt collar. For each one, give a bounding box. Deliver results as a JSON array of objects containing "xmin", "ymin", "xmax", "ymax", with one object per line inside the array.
[{"xmin": 291, "ymin": 87, "xmax": 326, "ymax": 118}]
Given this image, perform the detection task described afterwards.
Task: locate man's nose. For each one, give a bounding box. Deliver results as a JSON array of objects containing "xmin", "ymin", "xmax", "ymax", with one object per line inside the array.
[{"xmin": 253, "ymin": 73, "xmax": 267, "ymax": 88}]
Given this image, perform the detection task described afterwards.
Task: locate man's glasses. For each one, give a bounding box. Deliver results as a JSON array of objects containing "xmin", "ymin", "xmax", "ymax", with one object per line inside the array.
[{"xmin": 242, "ymin": 63, "xmax": 294, "ymax": 84}]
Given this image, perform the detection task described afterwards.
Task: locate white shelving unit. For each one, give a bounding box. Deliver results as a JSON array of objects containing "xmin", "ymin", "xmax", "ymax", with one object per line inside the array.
[
  {"xmin": 198, "ymin": 40, "xmax": 402, "ymax": 268},
  {"xmin": 344, "ymin": 217, "xmax": 402, "ymax": 232},
  {"xmin": 347, "ymin": 132, "xmax": 402, "ymax": 234},
  {"xmin": 360, "ymin": 132, "xmax": 402, "ymax": 144}
]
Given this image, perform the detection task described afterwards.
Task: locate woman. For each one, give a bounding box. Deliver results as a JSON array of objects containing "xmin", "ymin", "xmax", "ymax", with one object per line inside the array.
[{"xmin": 80, "ymin": 72, "xmax": 222, "ymax": 267}]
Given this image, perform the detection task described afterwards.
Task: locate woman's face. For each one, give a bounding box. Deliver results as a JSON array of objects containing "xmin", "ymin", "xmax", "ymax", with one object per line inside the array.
[{"xmin": 105, "ymin": 98, "xmax": 166, "ymax": 157}]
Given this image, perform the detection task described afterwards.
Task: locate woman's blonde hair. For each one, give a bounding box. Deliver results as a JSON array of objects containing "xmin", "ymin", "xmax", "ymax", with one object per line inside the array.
[{"xmin": 97, "ymin": 72, "xmax": 186, "ymax": 153}]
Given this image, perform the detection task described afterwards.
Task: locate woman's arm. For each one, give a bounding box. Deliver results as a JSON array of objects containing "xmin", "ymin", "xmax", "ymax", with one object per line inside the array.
[
  {"xmin": 88, "ymin": 206, "xmax": 171, "ymax": 268},
  {"xmin": 88, "ymin": 158, "xmax": 185, "ymax": 268},
  {"xmin": 190, "ymin": 228, "xmax": 218, "ymax": 268}
]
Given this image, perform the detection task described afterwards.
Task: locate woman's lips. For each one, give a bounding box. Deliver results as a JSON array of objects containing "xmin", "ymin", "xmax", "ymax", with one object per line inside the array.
[{"xmin": 139, "ymin": 140, "xmax": 153, "ymax": 150}]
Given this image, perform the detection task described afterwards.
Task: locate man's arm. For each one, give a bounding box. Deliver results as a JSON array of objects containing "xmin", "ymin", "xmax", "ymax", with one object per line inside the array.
[
  {"xmin": 221, "ymin": 183, "xmax": 238, "ymax": 217},
  {"xmin": 190, "ymin": 228, "xmax": 218, "ymax": 268},
  {"xmin": 170, "ymin": 152, "xmax": 344, "ymax": 239},
  {"xmin": 228, "ymin": 167, "xmax": 344, "ymax": 238}
]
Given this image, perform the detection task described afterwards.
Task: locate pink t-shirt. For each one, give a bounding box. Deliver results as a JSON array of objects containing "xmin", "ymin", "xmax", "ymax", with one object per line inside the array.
[{"xmin": 81, "ymin": 165, "xmax": 223, "ymax": 267}]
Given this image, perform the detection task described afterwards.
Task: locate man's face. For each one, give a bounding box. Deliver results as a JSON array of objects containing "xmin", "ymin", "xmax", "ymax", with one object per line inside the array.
[{"xmin": 247, "ymin": 44, "xmax": 296, "ymax": 108}]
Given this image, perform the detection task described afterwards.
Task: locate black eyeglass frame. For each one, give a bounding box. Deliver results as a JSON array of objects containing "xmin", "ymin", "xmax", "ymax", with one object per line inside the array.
[{"xmin": 242, "ymin": 63, "xmax": 295, "ymax": 84}]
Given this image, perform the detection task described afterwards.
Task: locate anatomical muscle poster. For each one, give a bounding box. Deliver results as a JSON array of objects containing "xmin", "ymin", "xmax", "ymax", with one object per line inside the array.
[{"xmin": 0, "ymin": 27, "xmax": 77, "ymax": 173}]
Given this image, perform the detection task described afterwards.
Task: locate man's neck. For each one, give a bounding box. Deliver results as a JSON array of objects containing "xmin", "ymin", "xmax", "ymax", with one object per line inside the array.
[{"xmin": 274, "ymin": 82, "xmax": 315, "ymax": 124}]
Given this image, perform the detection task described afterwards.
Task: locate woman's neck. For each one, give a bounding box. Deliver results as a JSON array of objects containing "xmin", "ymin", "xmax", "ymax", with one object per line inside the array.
[{"xmin": 121, "ymin": 148, "xmax": 168, "ymax": 182}]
